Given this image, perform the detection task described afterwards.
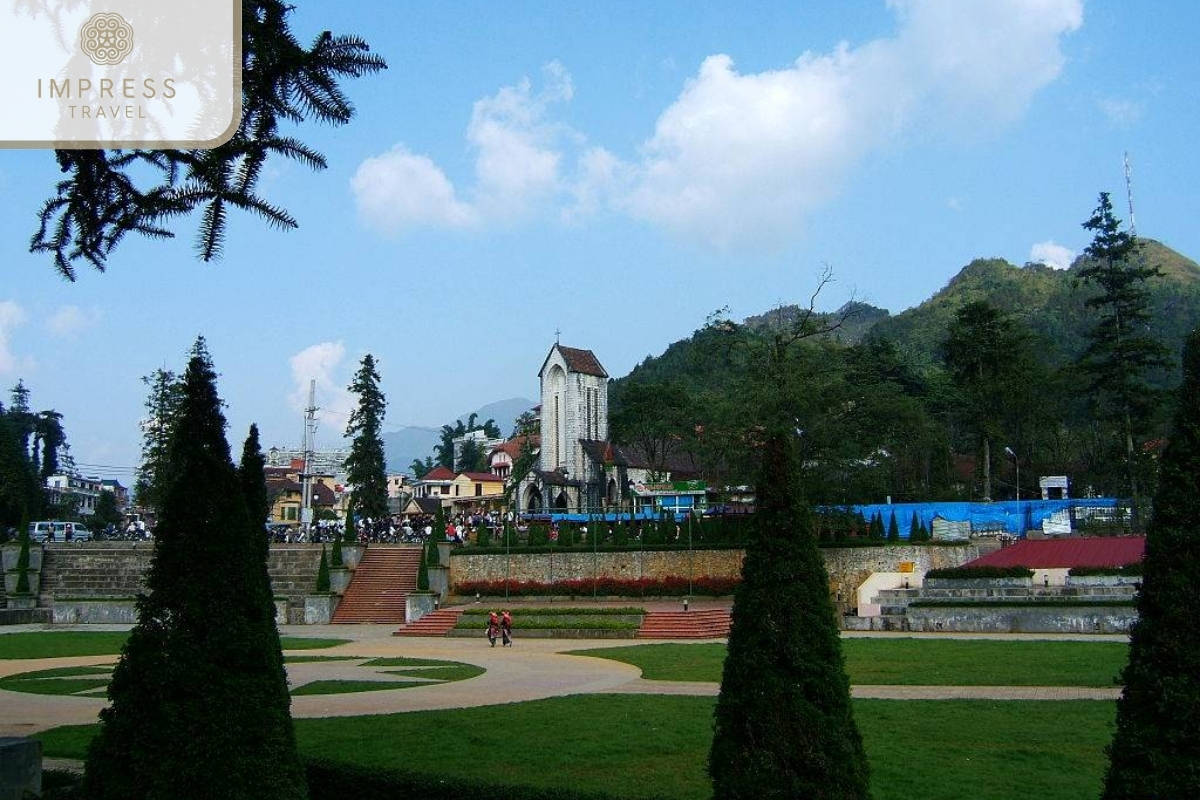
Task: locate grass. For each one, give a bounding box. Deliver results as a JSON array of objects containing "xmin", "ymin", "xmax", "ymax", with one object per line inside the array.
[
  {"xmin": 0, "ymin": 665, "xmax": 114, "ymax": 696},
  {"xmin": 291, "ymin": 680, "xmax": 427, "ymax": 696},
  {"xmin": 34, "ymin": 696, "xmax": 1117, "ymax": 800},
  {"xmin": 573, "ymin": 639, "xmax": 1130, "ymax": 687},
  {"xmin": 283, "ymin": 655, "xmax": 363, "ymax": 664},
  {"xmin": 381, "ymin": 664, "xmax": 484, "ymax": 681},
  {"xmin": 0, "ymin": 631, "xmax": 348, "ymax": 660}
]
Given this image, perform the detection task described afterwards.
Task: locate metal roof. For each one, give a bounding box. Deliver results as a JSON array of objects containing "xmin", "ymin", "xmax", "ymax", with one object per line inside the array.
[{"xmin": 967, "ymin": 536, "xmax": 1146, "ymax": 569}]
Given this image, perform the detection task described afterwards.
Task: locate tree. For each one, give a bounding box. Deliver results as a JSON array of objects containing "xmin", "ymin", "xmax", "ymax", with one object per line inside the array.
[
  {"xmin": 942, "ymin": 301, "xmax": 1033, "ymax": 501},
  {"xmin": 134, "ymin": 368, "xmax": 184, "ymax": 511},
  {"xmin": 887, "ymin": 510, "xmax": 900, "ymax": 543},
  {"xmin": 409, "ymin": 456, "xmax": 434, "ymax": 479},
  {"xmin": 512, "ymin": 409, "xmax": 539, "ymax": 437},
  {"xmin": 83, "ymin": 338, "xmax": 306, "ymax": 800},
  {"xmin": 344, "ymin": 354, "xmax": 389, "ymax": 521},
  {"xmin": 0, "ymin": 407, "xmax": 39, "ymax": 531},
  {"xmin": 92, "ymin": 490, "xmax": 123, "ymax": 533},
  {"xmin": 1101, "ymin": 329, "xmax": 1200, "ymax": 800},
  {"xmin": 31, "ymin": 1, "xmax": 387, "ymax": 279},
  {"xmin": 1078, "ymin": 192, "xmax": 1169, "ymax": 530},
  {"xmin": 709, "ymin": 431, "xmax": 870, "ymax": 800},
  {"xmin": 610, "ymin": 380, "xmax": 694, "ymax": 476}
]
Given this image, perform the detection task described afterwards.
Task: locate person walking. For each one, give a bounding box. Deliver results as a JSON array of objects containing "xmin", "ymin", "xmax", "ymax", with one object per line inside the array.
[
  {"xmin": 501, "ymin": 609, "xmax": 513, "ymax": 647},
  {"xmin": 487, "ymin": 611, "xmax": 500, "ymax": 647}
]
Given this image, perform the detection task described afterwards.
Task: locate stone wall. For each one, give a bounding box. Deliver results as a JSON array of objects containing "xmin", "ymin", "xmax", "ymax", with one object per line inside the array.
[
  {"xmin": 450, "ymin": 544, "xmax": 984, "ymax": 603},
  {"xmin": 905, "ymin": 604, "xmax": 1137, "ymax": 634}
]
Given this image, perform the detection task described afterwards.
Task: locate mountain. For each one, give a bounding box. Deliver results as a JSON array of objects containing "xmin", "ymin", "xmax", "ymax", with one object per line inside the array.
[
  {"xmin": 382, "ymin": 396, "xmax": 536, "ymax": 474},
  {"xmin": 866, "ymin": 238, "xmax": 1200, "ymax": 370},
  {"xmin": 614, "ymin": 239, "xmax": 1200, "ymax": 390}
]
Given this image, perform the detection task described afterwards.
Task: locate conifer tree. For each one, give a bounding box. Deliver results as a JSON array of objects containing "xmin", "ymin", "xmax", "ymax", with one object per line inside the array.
[
  {"xmin": 887, "ymin": 510, "xmax": 900, "ymax": 543},
  {"xmin": 1078, "ymin": 192, "xmax": 1169, "ymax": 530},
  {"xmin": 344, "ymin": 353, "xmax": 389, "ymax": 522},
  {"xmin": 1102, "ymin": 329, "xmax": 1200, "ymax": 800},
  {"xmin": 709, "ymin": 432, "xmax": 870, "ymax": 800},
  {"xmin": 315, "ymin": 547, "xmax": 330, "ymax": 593},
  {"xmin": 909, "ymin": 511, "xmax": 922, "ymax": 542},
  {"xmin": 83, "ymin": 338, "xmax": 307, "ymax": 800}
]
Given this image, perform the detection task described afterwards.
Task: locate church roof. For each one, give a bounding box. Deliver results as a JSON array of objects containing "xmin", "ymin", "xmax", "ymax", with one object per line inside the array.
[
  {"xmin": 538, "ymin": 344, "xmax": 608, "ymax": 378},
  {"xmin": 580, "ymin": 440, "xmax": 704, "ymax": 478},
  {"xmin": 538, "ymin": 468, "xmax": 580, "ymax": 487}
]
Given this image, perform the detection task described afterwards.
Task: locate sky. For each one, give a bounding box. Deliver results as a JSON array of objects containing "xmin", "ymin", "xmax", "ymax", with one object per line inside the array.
[{"xmin": 1, "ymin": 0, "xmax": 1198, "ymax": 485}]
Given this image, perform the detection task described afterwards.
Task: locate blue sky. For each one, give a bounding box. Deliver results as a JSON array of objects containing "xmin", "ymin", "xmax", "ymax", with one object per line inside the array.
[{"xmin": 2, "ymin": 0, "xmax": 1198, "ymax": 484}]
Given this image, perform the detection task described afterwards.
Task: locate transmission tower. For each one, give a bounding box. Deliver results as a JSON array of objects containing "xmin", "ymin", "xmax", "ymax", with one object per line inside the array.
[
  {"xmin": 1124, "ymin": 151, "xmax": 1137, "ymax": 236},
  {"xmin": 300, "ymin": 380, "xmax": 319, "ymax": 534}
]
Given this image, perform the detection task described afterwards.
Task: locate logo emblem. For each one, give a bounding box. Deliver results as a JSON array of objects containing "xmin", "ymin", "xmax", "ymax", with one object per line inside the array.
[{"xmin": 79, "ymin": 12, "xmax": 135, "ymax": 66}]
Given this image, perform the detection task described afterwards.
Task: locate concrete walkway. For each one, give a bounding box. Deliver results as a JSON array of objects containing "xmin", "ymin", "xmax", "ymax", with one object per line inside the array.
[{"xmin": 1, "ymin": 623, "xmax": 1126, "ymax": 739}]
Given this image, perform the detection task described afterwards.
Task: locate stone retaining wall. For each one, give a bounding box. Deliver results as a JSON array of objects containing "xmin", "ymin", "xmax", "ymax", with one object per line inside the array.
[
  {"xmin": 450, "ymin": 544, "xmax": 984, "ymax": 605},
  {"xmin": 905, "ymin": 604, "xmax": 1137, "ymax": 634}
]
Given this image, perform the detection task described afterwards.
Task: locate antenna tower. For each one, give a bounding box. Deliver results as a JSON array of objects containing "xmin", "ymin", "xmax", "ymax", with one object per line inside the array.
[
  {"xmin": 1124, "ymin": 151, "xmax": 1137, "ymax": 236},
  {"xmin": 300, "ymin": 379, "xmax": 319, "ymax": 534}
]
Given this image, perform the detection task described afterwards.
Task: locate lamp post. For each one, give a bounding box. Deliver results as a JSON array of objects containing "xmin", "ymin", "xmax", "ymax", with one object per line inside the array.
[{"xmin": 1005, "ymin": 446, "xmax": 1020, "ymax": 536}]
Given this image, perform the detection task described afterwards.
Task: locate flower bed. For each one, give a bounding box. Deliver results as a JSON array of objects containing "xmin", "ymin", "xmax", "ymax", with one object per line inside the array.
[{"xmin": 454, "ymin": 575, "xmax": 739, "ymax": 598}]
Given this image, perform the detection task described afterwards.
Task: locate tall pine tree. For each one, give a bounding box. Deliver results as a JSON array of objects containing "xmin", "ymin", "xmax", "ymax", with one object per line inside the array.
[
  {"xmin": 1101, "ymin": 329, "xmax": 1200, "ymax": 799},
  {"xmin": 344, "ymin": 353, "xmax": 389, "ymax": 521},
  {"xmin": 709, "ymin": 431, "xmax": 870, "ymax": 800},
  {"xmin": 83, "ymin": 338, "xmax": 306, "ymax": 800},
  {"xmin": 1078, "ymin": 192, "xmax": 1168, "ymax": 529}
]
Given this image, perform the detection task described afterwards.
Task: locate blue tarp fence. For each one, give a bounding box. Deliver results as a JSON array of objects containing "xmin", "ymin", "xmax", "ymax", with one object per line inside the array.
[{"xmin": 838, "ymin": 498, "xmax": 1120, "ymax": 537}]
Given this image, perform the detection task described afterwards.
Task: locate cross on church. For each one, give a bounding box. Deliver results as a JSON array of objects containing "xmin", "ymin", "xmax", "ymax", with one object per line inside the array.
[{"xmin": 555, "ymin": 327, "xmax": 561, "ymax": 344}]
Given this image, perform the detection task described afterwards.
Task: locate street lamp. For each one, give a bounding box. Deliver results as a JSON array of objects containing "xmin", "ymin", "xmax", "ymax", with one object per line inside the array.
[{"xmin": 1005, "ymin": 446, "xmax": 1020, "ymax": 536}]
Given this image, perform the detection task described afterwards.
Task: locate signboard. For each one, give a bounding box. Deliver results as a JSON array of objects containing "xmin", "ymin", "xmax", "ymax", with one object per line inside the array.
[
  {"xmin": 634, "ymin": 480, "xmax": 707, "ymax": 496},
  {"xmin": 898, "ymin": 562, "xmax": 915, "ymax": 573}
]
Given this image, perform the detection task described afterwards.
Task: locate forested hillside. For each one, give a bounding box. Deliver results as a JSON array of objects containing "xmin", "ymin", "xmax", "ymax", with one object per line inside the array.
[{"xmin": 609, "ymin": 239, "xmax": 1200, "ymax": 509}]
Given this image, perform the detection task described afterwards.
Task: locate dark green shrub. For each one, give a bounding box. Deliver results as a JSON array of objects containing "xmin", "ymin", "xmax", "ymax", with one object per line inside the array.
[
  {"xmin": 887, "ymin": 511, "xmax": 900, "ymax": 543},
  {"xmin": 1103, "ymin": 329, "xmax": 1200, "ymax": 800},
  {"xmin": 1068, "ymin": 563, "xmax": 1143, "ymax": 577},
  {"xmin": 925, "ymin": 565, "xmax": 1033, "ymax": 579},
  {"xmin": 14, "ymin": 527, "xmax": 31, "ymax": 594},
  {"xmin": 315, "ymin": 547, "xmax": 330, "ymax": 593},
  {"xmin": 83, "ymin": 341, "xmax": 306, "ymax": 800},
  {"xmin": 709, "ymin": 433, "xmax": 869, "ymax": 799}
]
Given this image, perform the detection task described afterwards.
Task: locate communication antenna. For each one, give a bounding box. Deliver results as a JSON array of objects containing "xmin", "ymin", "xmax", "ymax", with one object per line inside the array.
[
  {"xmin": 300, "ymin": 379, "xmax": 319, "ymax": 534},
  {"xmin": 1124, "ymin": 151, "xmax": 1137, "ymax": 235}
]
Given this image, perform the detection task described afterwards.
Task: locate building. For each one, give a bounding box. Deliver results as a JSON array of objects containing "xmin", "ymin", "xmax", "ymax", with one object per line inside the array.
[
  {"xmin": 45, "ymin": 474, "xmax": 103, "ymax": 517},
  {"xmin": 515, "ymin": 343, "xmax": 704, "ymax": 516},
  {"xmin": 412, "ymin": 465, "xmax": 455, "ymax": 500},
  {"xmin": 99, "ymin": 479, "xmax": 130, "ymax": 511},
  {"xmin": 264, "ymin": 465, "xmax": 339, "ymax": 526},
  {"xmin": 447, "ymin": 471, "xmax": 506, "ymax": 515},
  {"xmin": 488, "ymin": 435, "xmax": 538, "ymax": 480}
]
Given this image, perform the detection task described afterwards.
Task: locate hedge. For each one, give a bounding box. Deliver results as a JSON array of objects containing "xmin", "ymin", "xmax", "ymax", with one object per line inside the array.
[
  {"xmin": 460, "ymin": 606, "xmax": 645, "ymax": 616},
  {"xmin": 924, "ymin": 565, "xmax": 1034, "ymax": 579},
  {"xmin": 454, "ymin": 575, "xmax": 739, "ymax": 598},
  {"xmin": 455, "ymin": 619, "xmax": 641, "ymax": 631},
  {"xmin": 1067, "ymin": 563, "xmax": 1144, "ymax": 577}
]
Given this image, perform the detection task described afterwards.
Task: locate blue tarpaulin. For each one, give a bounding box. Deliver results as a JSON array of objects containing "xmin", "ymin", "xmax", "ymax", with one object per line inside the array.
[{"xmin": 838, "ymin": 498, "xmax": 1119, "ymax": 537}]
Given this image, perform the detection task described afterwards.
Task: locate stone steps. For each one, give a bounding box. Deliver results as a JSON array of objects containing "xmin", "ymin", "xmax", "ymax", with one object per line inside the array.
[
  {"xmin": 393, "ymin": 608, "xmax": 463, "ymax": 637},
  {"xmin": 637, "ymin": 609, "xmax": 730, "ymax": 639},
  {"xmin": 331, "ymin": 547, "xmax": 422, "ymax": 624}
]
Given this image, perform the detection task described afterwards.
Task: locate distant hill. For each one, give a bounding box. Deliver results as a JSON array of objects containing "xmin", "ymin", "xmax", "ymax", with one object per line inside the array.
[
  {"xmin": 866, "ymin": 239, "xmax": 1200, "ymax": 369},
  {"xmin": 614, "ymin": 238, "xmax": 1200, "ymax": 389},
  {"xmin": 383, "ymin": 396, "xmax": 536, "ymax": 473}
]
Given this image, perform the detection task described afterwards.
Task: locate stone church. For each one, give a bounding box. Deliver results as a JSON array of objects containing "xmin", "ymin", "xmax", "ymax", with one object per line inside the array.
[{"xmin": 517, "ymin": 343, "xmax": 701, "ymax": 516}]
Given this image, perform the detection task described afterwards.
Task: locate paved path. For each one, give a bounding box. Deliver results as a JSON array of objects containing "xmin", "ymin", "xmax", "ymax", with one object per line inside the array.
[{"xmin": 0, "ymin": 623, "xmax": 1124, "ymax": 738}]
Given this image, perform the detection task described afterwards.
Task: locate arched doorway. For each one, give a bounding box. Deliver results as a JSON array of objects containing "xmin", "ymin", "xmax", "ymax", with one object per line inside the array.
[
  {"xmin": 554, "ymin": 491, "xmax": 570, "ymax": 510},
  {"xmin": 525, "ymin": 486, "xmax": 543, "ymax": 513}
]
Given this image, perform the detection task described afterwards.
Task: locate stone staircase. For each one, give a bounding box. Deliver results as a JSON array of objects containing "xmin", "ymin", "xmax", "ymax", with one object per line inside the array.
[
  {"xmin": 637, "ymin": 609, "xmax": 731, "ymax": 639},
  {"xmin": 393, "ymin": 608, "xmax": 463, "ymax": 636},
  {"xmin": 331, "ymin": 546, "xmax": 422, "ymax": 624},
  {"xmin": 28, "ymin": 543, "xmax": 325, "ymax": 624}
]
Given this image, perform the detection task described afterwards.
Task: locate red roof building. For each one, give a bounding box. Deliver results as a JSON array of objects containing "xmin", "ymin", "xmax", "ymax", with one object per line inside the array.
[{"xmin": 966, "ymin": 537, "xmax": 1146, "ymax": 569}]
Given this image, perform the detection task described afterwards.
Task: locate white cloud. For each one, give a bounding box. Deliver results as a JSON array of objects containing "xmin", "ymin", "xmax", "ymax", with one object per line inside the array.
[
  {"xmin": 616, "ymin": 0, "xmax": 1083, "ymax": 248},
  {"xmin": 352, "ymin": 62, "xmax": 575, "ymax": 235},
  {"xmin": 46, "ymin": 305, "xmax": 102, "ymax": 339},
  {"xmin": 288, "ymin": 342, "xmax": 354, "ymax": 433},
  {"xmin": 1099, "ymin": 98, "xmax": 1142, "ymax": 126},
  {"xmin": 1030, "ymin": 240, "xmax": 1075, "ymax": 269},
  {"xmin": 0, "ymin": 301, "xmax": 30, "ymax": 376},
  {"xmin": 354, "ymin": 0, "xmax": 1082, "ymax": 249}
]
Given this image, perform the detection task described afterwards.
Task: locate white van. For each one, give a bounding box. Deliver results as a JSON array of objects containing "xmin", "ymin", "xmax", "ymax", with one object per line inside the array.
[{"xmin": 28, "ymin": 521, "xmax": 92, "ymax": 542}]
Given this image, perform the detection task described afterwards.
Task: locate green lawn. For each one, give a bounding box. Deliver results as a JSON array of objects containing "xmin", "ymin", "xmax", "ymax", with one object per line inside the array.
[
  {"xmin": 0, "ymin": 664, "xmax": 114, "ymax": 696},
  {"xmin": 291, "ymin": 680, "xmax": 428, "ymax": 696},
  {"xmin": 0, "ymin": 631, "xmax": 348, "ymax": 660},
  {"xmin": 35, "ymin": 696, "xmax": 1117, "ymax": 800},
  {"xmin": 574, "ymin": 639, "xmax": 1129, "ymax": 687}
]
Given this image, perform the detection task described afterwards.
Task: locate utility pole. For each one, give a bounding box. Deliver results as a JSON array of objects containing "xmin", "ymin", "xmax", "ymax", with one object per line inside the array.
[
  {"xmin": 300, "ymin": 380, "xmax": 319, "ymax": 537},
  {"xmin": 1124, "ymin": 151, "xmax": 1137, "ymax": 235}
]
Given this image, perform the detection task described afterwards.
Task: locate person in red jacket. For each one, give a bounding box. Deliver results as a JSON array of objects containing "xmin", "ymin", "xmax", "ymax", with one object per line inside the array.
[
  {"xmin": 487, "ymin": 611, "xmax": 499, "ymax": 647},
  {"xmin": 500, "ymin": 609, "xmax": 513, "ymax": 647}
]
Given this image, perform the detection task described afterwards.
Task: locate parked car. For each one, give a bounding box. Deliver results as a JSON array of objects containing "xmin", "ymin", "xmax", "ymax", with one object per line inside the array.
[{"xmin": 28, "ymin": 520, "xmax": 93, "ymax": 542}]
